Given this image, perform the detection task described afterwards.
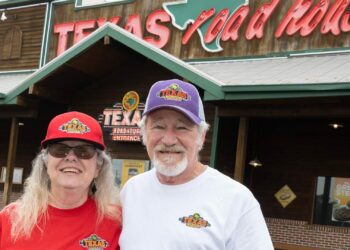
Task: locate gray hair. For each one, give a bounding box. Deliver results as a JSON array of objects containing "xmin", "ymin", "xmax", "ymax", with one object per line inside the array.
[
  {"xmin": 138, "ymin": 115, "xmax": 210, "ymax": 150},
  {"xmin": 8, "ymin": 148, "xmax": 120, "ymax": 241}
]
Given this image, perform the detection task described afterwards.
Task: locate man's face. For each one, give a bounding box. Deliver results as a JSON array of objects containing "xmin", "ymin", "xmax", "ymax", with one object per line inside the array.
[{"xmin": 144, "ymin": 109, "xmax": 204, "ymax": 177}]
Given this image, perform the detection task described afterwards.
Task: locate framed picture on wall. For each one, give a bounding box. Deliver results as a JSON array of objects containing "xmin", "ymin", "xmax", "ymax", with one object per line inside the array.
[
  {"xmin": 112, "ymin": 159, "xmax": 150, "ymax": 187},
  {"xmin": 313, "ymin": 176, "xmax": 350, "ymax": 227},
  {"xmin": 0, "ymin": 167, "xmax": 24, "ymax": 184}
]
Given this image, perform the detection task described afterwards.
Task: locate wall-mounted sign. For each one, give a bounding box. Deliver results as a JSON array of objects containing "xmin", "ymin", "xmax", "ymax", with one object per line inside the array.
[
  {"xmin": 53, "ymin": 0, "xmax": 350, "ymax": 55},
  {"xmin": 112, "ymin": 159, "xmax": 150, "ymax": 187},
  {"xmin": 331, "ymin": 177, "xmax": 350, "ymax": 222},
  {"xmin": 120, "ymin": 159, "xmax": 148, "ymax": 187},
  {"xmin": 122, "ymin": 91, "xmax": 140, "ymax": 111},
  {"xmin": 99, "ymin": 91, "xmax": 144, "ymax": 142},
  {"xmin": 53, "ymin": 9, "xmax": 170, "ymax": 56},
  {"xmin": 164, "ymin": 0, "xmax": 350, "ymax": 52},
  {"xmin": 314, "ymin": 176, "xmax": 350, "ymax": 226},
  {"xmin": 275, "ymin": 184, "xmax": 297, "ymax": 208}
]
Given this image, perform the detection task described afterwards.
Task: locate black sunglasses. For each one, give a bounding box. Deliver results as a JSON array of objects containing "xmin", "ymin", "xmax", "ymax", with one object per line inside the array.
[{"xmin": 48, "ymin": 143, "xmax": 96, "ymax": 159}]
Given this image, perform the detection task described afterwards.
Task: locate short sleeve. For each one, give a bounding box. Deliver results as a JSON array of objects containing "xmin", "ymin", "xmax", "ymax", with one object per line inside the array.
[{"xmin": 226, "ymin": 206, "xmax": 274, "ymax": 250}]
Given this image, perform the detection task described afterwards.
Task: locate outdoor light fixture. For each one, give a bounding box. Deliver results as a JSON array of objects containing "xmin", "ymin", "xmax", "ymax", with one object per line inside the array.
[
  {"xmin": 249, "ymin": 158, "xmax": 263, "ymax": 167},
  {"xmin": 1, "ymin": 11, "xmax": 7, "ymax": 21},
  {"xmin": 329, "ymin": 123, "xmax": 343, "ymax": 129},
  {"xmin": 249, "ymin": 120, "xmax": 263, "ymax": 168}
]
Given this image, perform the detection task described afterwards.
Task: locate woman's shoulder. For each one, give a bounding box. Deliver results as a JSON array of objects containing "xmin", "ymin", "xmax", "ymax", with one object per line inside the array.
[
  {"xmin": 106, "ymin": 203, "xmax": 122, "ymax": 224},
  {"xmin": 1, "ymin": 202, "xmax": 17, "ymax": 214},
  {"xmin": 0, "ymin": 202, "xmax": 18, "ymax": 223},
  {"xmin": 92, "ymin": 198, "xmax": 121, "ymax": 223}
]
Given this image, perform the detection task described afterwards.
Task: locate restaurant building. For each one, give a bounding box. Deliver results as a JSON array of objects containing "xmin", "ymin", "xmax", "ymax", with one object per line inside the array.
[{"xmin": 0, "ymin": 0, "xmax": 350, "ymax": 249}]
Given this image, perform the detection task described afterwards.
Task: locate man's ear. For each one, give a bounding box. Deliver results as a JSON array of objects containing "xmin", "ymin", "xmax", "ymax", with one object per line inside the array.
[{"xmin": 198, "ymin": 131, "xmax": 207, "ymax": 151}]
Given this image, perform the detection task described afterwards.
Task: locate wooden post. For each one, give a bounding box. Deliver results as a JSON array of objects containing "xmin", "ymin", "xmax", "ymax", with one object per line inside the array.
[
  {"xmin": 234, "ymin": 117, "xmax": 248, "ymax": 183},
  {"xmin": 3, "ymin": 117, "xmax": 19, "ymax": 206},
  {"xmin": 209, "ymin": 107, "xmax": 219, "ymax": 168}
]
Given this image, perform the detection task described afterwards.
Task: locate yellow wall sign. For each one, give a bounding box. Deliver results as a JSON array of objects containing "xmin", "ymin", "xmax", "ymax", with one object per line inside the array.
[
  {"xmin": 275, "ymin": 185, "xmax": 297, "ymax": 208},
  {"xmin": 120, "ymin": 159, "xmax": 146, "ymax": 187},
  {"xmin": 122, "ymin": 91, "xmax": 139, "ymax": 111}
]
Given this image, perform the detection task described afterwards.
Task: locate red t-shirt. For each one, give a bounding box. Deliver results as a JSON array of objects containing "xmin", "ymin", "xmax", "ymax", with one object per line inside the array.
[{"xmin": 0, "ymin": 197, "xmax": 121, "ymax": 250}]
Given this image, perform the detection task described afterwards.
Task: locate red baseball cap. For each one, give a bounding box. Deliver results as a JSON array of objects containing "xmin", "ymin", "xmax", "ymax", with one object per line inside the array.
[{"xmin": 41, "ymin": 111, "xmax": 105, "ymax": 150}]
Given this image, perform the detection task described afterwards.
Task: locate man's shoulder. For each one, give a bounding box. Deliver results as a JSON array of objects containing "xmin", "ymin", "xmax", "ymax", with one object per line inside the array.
[
  {"xmin": 206, "ymin": 167, "xmax": 244, "ymax": 186},
  {"xmin": 205, "ymin": 167, "xmax": 256, "ymax": 198}
]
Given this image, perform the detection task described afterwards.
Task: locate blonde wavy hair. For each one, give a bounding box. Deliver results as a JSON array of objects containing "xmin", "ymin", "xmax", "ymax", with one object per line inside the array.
[{"xmin": 7, "ymin": 148, "xmax": 120, "ymax": 241}]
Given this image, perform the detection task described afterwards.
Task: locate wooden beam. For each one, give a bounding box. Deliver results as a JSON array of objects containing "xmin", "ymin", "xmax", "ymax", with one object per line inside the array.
[
  {"xmin": 3, "ymin": 117, "xmax": 19, "ymax": 205},
  {"xmin": 209, "ymin": 107, "xmax": 219, "ymax": 168},
  {"xmin": 0, "ymin": 108, "xmax": 37, "ymax": 118},
  {"xmin": 234, "ymin": 117, "xmax": 248, "ymax": 183},
  {"xmin": 15, "ymin": 96, "xmax": 39, "ymax": 108},
  {"xmin": 28, "ymin": 85, "xmax": 70, "ymax": 104}
]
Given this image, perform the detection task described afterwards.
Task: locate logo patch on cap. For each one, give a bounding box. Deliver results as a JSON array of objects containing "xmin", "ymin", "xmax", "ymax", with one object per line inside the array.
[
  {"xmin": 59, "ymin": 118, "xmax": 91, "ymax": 134},
  {"xmin": 157, "ymin": 83, "xmax": 191, "ymax": 102}
]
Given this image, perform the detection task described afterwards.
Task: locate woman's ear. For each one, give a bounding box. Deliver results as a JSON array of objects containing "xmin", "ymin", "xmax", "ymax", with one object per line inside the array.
[{"xmin": 94, "ymin": 159, "xmax": 103, "ymax": 178}]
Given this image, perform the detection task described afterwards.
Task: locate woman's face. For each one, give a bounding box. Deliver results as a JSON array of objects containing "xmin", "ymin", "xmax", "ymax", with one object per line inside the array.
[{"xmin": 46, "ymin": 140, "xmax": 100, "ymax": 195}]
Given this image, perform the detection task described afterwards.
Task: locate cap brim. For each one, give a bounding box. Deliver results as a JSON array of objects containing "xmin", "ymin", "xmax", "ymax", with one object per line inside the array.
[
  {"xmin": 41, "ymin": 138, "xmax": 105, "ymax": 150},
  {"xmin": 143, "ymin": 105, "xmax": 202, "ymax": 125}
]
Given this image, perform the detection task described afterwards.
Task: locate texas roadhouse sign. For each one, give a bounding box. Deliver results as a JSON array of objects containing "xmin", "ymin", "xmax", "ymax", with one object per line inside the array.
[{"xmin": 53, "ymin": 0, "xmax": 350, "ymax": 54}]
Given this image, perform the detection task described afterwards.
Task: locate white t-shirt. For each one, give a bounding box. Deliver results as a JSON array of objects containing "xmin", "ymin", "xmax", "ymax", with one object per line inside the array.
[{"xmin": 119, "ymin": 167, "xmax": 274, "ymax": 250}]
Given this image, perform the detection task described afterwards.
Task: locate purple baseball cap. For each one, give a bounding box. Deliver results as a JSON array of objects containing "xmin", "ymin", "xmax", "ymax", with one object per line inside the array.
[{"xmin": 143, "ymin": 79, "xmax": 205, "ymax": 124}]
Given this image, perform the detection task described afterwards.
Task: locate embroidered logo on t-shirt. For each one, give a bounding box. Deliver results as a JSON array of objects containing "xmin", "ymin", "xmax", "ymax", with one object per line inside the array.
[
  {"xmin": 179, "ymin": 212, "xmax": 211, "ymax": 228},
  {"xmin": 79, "ymin": 234, "xmax": 109, "ymax": 249}
]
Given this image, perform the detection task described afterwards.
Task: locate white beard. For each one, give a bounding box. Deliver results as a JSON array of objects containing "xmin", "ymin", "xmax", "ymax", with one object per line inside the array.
[{"xmin": 152, "ymin": 154, "xmax": 188, "ymax": 177}]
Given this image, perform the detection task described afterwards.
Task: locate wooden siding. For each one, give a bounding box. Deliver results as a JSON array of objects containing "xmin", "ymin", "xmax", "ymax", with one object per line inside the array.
[
  {"xmin": 48, "ymin": 0, "xmax": 350, "ymax": 62},
  {"xmin": 0, "ymin": 5, "xmax": 46, "ymax": 70}
]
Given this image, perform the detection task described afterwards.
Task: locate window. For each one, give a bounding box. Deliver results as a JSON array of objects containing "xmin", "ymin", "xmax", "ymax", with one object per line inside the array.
[
  {"xmin": 0, "ymin": 167, "xmax": 23, "ymax": 184},
  {"xmin": 314, "ymin": 176, "xmax": 350, "ymax": 227}
]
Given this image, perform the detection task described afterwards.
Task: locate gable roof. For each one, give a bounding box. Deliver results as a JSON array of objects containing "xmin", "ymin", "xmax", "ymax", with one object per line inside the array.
[
  {"xmin": 0, "ymin": 71, "xmax": 35, "ymax": 99},
  {"xmin": 0, "ymin": 22, "xmax": 224, "ymax": 105},
  {"xmin": 2, "ymin": 22, "xmax": 350, "ymax": 104}
]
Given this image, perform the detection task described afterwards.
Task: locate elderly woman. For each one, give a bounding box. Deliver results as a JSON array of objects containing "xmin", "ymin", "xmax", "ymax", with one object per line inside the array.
[{"xmin": 0, "ymin": 111, "xmax": 121, "ymax": 249}]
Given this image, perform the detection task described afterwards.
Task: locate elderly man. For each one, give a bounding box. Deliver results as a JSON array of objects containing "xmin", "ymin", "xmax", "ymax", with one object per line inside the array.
[{"xmin": 119, "ymin": 79, "xmax": 274, "ymax": 250}]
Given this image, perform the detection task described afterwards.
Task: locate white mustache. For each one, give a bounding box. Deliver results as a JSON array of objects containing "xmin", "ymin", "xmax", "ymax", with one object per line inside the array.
[{"xmin": 155, "ymin": 144, "xmax": 185, "ymax": 153}]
